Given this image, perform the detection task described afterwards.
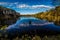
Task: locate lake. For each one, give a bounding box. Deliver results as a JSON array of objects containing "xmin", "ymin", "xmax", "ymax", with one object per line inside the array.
[{"xmin": 6, "ymin": 17, "xmax": 60, "ymax": 33}]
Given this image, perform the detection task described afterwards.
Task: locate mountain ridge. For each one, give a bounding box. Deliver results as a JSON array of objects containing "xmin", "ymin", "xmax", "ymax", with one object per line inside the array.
[{"xmin": 0, "ymin": 6, "xmax": 20, "ymax": 29}]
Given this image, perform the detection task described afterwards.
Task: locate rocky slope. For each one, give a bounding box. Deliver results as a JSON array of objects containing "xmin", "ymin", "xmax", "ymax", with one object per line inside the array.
[{"xmin": 0, "ymin": 6, "xmax": 20, "ymax": 28}]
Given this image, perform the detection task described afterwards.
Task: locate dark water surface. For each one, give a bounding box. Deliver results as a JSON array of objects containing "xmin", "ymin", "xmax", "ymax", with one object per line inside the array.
[{"xmin": 6, "ymin": 17, "xmax": 60, "ymax": 32}]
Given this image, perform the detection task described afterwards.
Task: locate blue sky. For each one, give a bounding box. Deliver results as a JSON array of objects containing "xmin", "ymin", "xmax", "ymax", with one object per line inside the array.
[{"xmin": 0, "ymin": 0, "xmax": 59, "ymax": 14}]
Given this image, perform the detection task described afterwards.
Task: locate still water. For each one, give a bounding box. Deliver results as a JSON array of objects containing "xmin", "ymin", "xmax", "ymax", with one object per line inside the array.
[{"xmin": 6, "ymin": 17, "xmax": 60, "ymax": 32}]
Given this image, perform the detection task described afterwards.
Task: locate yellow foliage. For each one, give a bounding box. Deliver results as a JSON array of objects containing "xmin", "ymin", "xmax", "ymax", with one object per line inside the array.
[{"xmin": 0, "ymin": 25, "xmax": 8, "ymax": 30}]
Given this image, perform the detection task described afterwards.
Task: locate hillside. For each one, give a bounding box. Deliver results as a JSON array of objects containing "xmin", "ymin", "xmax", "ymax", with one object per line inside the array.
[
  {"xmin": 0, "ymin": 6, "xmax": 20, "ymax": 29},
  {"xmin": 34, "ymin": 6, "xmax": 60, "ymax": 26}
]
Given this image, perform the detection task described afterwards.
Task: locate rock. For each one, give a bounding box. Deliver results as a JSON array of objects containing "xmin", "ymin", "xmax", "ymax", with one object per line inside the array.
[{"xmin": 0, "ymin": 6, "xmax": 20, "ymax": 27}]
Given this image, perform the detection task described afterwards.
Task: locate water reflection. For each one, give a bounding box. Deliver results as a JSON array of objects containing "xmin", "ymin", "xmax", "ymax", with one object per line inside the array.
[{"xmin": 6, "ymin": 17, "xmax": 60, "ymax": 32}]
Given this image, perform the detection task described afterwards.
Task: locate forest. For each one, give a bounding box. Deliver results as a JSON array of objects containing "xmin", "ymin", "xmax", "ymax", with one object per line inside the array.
[{"xmin": 34, "ymin": 6, "xmax": 60, "ymax": 26}]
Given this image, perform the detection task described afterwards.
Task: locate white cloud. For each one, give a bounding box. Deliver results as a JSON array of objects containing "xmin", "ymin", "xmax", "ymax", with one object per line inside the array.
[
  {"xmin": 13, "ymin": 2, "xmax": 19, "ymax": 4},
  {"xmin": 31, "ymin": 5, "xmax": 54, "ymax": 9},
  {"xmin": 0, "ymin": 2, "xmax": 19, "ymax": 9},
  {"xmin": 17, "ymin": 4, "xmax": 54, "ymax": 9},
  {"xmin": 17, "ymin": 4, "xmax": 29, "ymax": 8},
  {"xmin": 0, "ymin": 2, "xmax": 8, "ymax": 5},
  {"xmin": 0, "ymin": 2, "xmax": 18, "ymax": 6}
]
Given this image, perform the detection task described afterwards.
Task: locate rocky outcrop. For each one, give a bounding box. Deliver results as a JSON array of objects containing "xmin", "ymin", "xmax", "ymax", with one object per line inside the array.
[{"xmin": 0, "ymin": 6, "xmax": 20, "ymax": 27}]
